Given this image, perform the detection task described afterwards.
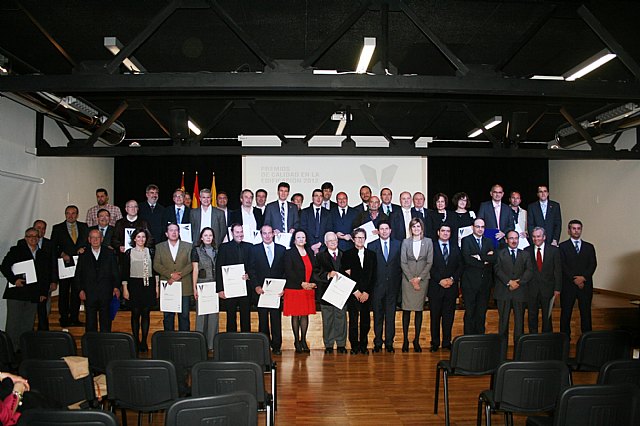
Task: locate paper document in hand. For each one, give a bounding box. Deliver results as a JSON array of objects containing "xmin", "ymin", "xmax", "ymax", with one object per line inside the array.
[
  {"xmin": 274, "ymin": 232, "xmax": 292, "ymax": 248},
  {"xmin": 179, "ymin": 224, "xmax": 192, "ymax": 243},
  {"xmin": 547, "ymin": 294, "xmax": 556, "ymax": 319},
  {"xmin": 160, "ymin": 280, "xmax": 182, "ymax": 313},
  {"xmin": 196, "ymin": 282, "xmax": 219, "ymax": 315},
  {"xmin": 57, "ymin": 256, "xmax": 79, "ymax": 280},
  {"xmin": 11, "ymin": 259, "xmax": 37, "ymax": 285},
  {"xmin": 221, "ymin": 264, "xmax": 247, "ymax": 298},
  {"xmin": 258, "ymin": 278, "xmax": 286, "ymax": 309},
  {"xmin": 124, "ymin": 228, "xmax": 136, "ymax": 249},
  {"xmin": 458, "ymin": 226, "xmax": 473, "ymax": 247},
  {"xmin": 517, "ymin": 237, "xmax": 530, "ymax": 250},
  {"xmin": 322, "ymin": 272, "xmax": 357, "ymax": 310},
  {"xmin": 243, "ymin": 226, "xmax": 262, "ymax": 244},
  {"xmin": 358, "ymin": 221, "xmax": 379, "ymax": 246}
]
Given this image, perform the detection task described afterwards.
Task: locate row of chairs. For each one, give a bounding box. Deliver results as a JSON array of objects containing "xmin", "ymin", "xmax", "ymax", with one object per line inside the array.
[{"xmin": 434, "ymin": 330, "xmax": 636, "ymax": 426}]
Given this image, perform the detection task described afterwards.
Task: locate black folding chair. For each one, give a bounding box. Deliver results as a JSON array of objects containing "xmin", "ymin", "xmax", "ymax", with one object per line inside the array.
[
  {"xmin": 478, "ymin": 360, "xmax": 570, "ymax": 426},
  {"xmin": 19, "ymin": 359, "xmax": 97, "ymax": 408},
  {"xmin": 526, "ymin": 383, "xmax": 640, "ymax": 426},
  {"xmin": 514, "ymin": 333, "xmax": 569, "ymax": 362},
  {"xmin": 0, "ymin": 330, "xmax": 17, "ymax": 372},
  {"xmin": 165, "ymin": 393, "xmax": 257, "ymax": 426},
  {"xmin": 434, "ymin": 334, "xmax": 504, "ymax": 426},
  {"xmin": 20, "ymin": 330, "xmax": 76, "ymax": 360},
  {"xmin": 82, "ymin": 331, "xmax": 137, "ymax": 374},
  {"xmin": 106, "ymin": 359, "xmax": 179, "ymax": 426},
  {"xmin": 19, "ymin": 409, "xmax": 118, "ymax": 426},
  {"xmin": 569, "ymin": 330, "xmax": 632, "ymax": 372},
  {"xmin": 597, "ymin": 359, "xmax": 640, "ymax": 386},
  {"xmin": 151, "ymin": 330, "xmax": 207, "ymax": 396},
  {"xmin": 214, "ymin": 332, "xmax": 277, "ymax": 410},
  {"xmin": 192, "ymin": 360, "xmax": 274, "ymax": 426}
]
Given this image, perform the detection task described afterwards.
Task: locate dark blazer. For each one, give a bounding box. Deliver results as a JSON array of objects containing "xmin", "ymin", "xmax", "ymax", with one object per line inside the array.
[
  {"xmin": 283, "ymin": 247, "xmax": 316, "ymax": 290},
  {"xmin": 388, "ymin": 209, "xmax": 408, "ymax": 241},
  {"xmin": 50, "ymin": 220, "xmax": 89, "ymax": 259},
  {"xmin": 300, "ymin": 205, "xmax": 334, "ymax": 247},
  {"xmin": 367, "ymin": 238, "xmax": 401, "ymax": 296},
  {"xmin": 410, "ymin": 208, "xmax": 436, "ymax": 240},
  {"xmin": 2, "ymin": 240, "xmax": 52, "ymax": 302},
  {"xmin": 330, "ymin": 206, "xmax": 359, "ymax": 251},
  {"xmin": 247, "ymin": 243, "xmax": 286, "ymax": 292},
  {"xmin": 264, "ymin": 200, "xmax": 300, "ymax": 233},
  {"xmin": 527, "ymin": 200, "xmax": 562, "ymax": 243},
  {"xmin": 493, "ymin": 247, "xmax": 533, "ymax": 302},
  {"xmin": 428, "ymin": 239, "xmax": 463, "ymax": 297},
  {"xmin": 162, "ymin": 205, "xmax": 191, "ymax": 227},
  {"xmin": 74, "ymin": 245, "xmax": 120, "ymax": 302},
  {"xmin": 559, "ymin": 239, "xmax": 597, "ymax": 288},
  {"xmin": 353, "ymin": 202, "xmax": 369, "ymax": 214},
  {"xmin": 88, "ymin": 225, "xmax": 115, "ymax": 249},
  {"xmin": 138, "ymin": 202, "xmax": 166, "ymax": 244},
  {"xmin": 112, "ymin": 217, "xmax": 152, "ymax": 250},
  {"xmin": 525, "ymin": 243, "xmax": 561, "ymax": 299},
  {"xmin": 190, "ymin": 207, "xmax": 226, "ymax": 248},
  {"xmin": 340, "ymin": 248, "xmax": 377, "ymax": 295},
  {"xmin": 322, "ymin": 200, "xmax": 338, "ymax": 211},
  {"xmin": 312, "ymin": 249, "xmax": 342, "ymax": 303},
  {"xmin": 352, "ymin": 210, "xmax": 389, "ymax": 229},
  {"xmin": 215, "ymin": 240, "xmax": 253, "ymax": 293},
  {"xmin": 380, "ymin": 203, "xmax": 401, "ymax": 216},
  {"xmin": 461, "ymin": 234, "xmax": 496, "ymax": 289},
  {"xmin": 477, "ymin": 201, "xmax": 515, "ymax": 233},
  {"xmin": 228, "ymin": 208, "xmax": 265, "ymax": 230}
]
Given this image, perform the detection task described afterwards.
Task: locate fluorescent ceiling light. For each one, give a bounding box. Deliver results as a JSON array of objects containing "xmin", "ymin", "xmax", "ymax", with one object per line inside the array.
[
  {"xmin": 414, "ymin": 137, "xmax": 433, "ymax": 148},
  {"xmin": 308, "ymin": 136, "xmax": 343, "ymax": 147},
  {"xmin": 355, "ymin": 37, "xmax": 376, "ymax": 74},
  {"xmin": 104, "ymin": 36, "xmax": 146, "ymax": 73},
  {"xmin": 468, "ymin": 116, "xmax": 502, "ymax": 138},
  {"xmin": 530, "ymin": 75, "xmax": 565, "ymax": 80},
  {"xmin": 563, "ymin": 49, "xmax": 616, "ymax": 81},
  {"xmin": 188, "ymin": 119, "xmax": 201, "ymax": 136},
  {"xmin": 352, "ymin": 136, "xmax": 389, "ymax": 148}
]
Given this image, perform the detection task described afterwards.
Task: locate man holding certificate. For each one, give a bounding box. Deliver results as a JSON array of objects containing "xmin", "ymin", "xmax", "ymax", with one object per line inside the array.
[
  {"xmin": 2, "ymin": 227, "xmax": 52, "ymax": 352},
  {"xmin": 216, "ymin": 223, "xmax": 253, "ymax": 332},
  {"xmin": 248, "ymin": 225, "xmax": 286, "ymax": 355}
]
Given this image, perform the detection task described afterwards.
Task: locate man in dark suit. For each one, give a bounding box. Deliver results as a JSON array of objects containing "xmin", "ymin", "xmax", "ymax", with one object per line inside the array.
[
  {"xmin": 321, "ymin": 181, "xmax": 338, "ymax": 210},
  {"xmin": 248, "ymin": 225, "xmax": 285, "ymax": 354},
  {"xmin": 559, "ymin": 219, "xmax": 597, "ymax": 339},
  {"xmin": 229, "ymin": 189, "xmax": 265, "ymax": 231},
  {"xmin": 162, "ymin": 188, "xmax": 191, "ymax": 236},
  {"xmin": 368, "ymin": 221, "xmax": 401, "ymax": 353},
  {"xmin": 411, "ymin": 191, "xmax": 436, "ymax": 240},
  {"xmin": 331, "ymin": 191, "xmax": 358, "ymax": 251},
  {"xmin": 313, "ymin": 231, "xmax": 348, "ymax": 354},
  {"xmin": 353, "ymin": 185, "xmax": 372, "ymax": 213},
  {"xmin": 138, "ymin": 184, "xmax": 165, "ymax": 244},
  {"xmin": 477, "ymin": 184, "xmax": 515, "ymax": 245},
  {"xmin": 263, "ymin": 182, "xmax": 299, "ymax": 234},
  {"xmin": 428, "ymin": 223, "xmax": 463, "ymax": 352},
  {"xmin": 32, "ymin": 219, "xmax": 57, "ymax": 331},
  {"xmin": 300, "ymin": 189, "xmax": 334, "ymax": 254},
  {"xmin": 50, "ymin": 205, "xmax": 89, "ymax": 327},
  {"xmin": 190, "ymin": 188, "xmax": 226, "ymax": 247},
  {"xmin": 341, "ymin": 228, "xmax": 377, "ymax": 354},
  {"xmin": 392, "ymin": 191, "xmax": 413, "ymax": 241},
  {"xmin": 88, "ymin": 209, "xmax": 115, "ymax": 249},
  {"xmin": 75, "ymin": 229, "xmax": 120, "ymax": 332},
  {"xmin": 353, "ymin": 196, "xmax": 389, "ymax": 229},
  {"xmin": 525, "ymin": 226, "xmax": 562, "ymax": 333},
  {"xmin": 461, "ymin": 218, "xmax": 496, "ymax": 335},
  {"xmin": 216, "ymin": 223, "xmax": 254, "ymax": 332},
  {"xmin": 527, "ymin": 185, "xmax": 562, "ymax": 246},
  {"xmin": 254, "ymin": 188, "xmax": 268, "ymax": 226},
  {"xmin": 494, "ymin": 230, "xmax": 533, "ymax": 351},
  {"xmin": 379, "ymin": 188, "xmax": 400, "ymax": 217}
]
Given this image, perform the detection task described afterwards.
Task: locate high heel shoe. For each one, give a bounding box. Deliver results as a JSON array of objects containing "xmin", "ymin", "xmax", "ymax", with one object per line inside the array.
[
  {"xmin": 402, "ymin": 340, "xmax": 409, "ymax": 353},
  {"xmin": 301, "ymin": 340, "xmax": 310, "ymax": 353},
  {"xmin": 294, "ymin": 340, "xmax": 303, "ymax": 353},
  {"xmin": 413, "ymin": 340, "xmax": 422, "ymax": 353}
]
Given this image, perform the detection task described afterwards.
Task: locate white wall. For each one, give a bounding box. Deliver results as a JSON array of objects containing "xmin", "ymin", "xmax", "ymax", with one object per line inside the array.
[{"xmin": 0, "ymin": 98, "xmax": 113, "ymax": 328}]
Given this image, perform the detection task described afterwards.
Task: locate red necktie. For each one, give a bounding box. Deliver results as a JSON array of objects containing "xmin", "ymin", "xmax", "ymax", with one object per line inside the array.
[{"xmin": 536, "ymin": 247, "xmax": 543, "ymax": 272}]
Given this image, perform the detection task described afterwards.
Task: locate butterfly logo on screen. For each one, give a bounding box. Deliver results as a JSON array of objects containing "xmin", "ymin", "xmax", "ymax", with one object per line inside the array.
[{"xmin": 359, "ymin": 164, "xmax": 398, "ymax": 191}]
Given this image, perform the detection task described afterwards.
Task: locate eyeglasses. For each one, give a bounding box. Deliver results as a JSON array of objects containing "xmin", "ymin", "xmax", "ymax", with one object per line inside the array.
[{"xmin": 354, "ymin": 236, "xmax": 366, "ymax": 240}]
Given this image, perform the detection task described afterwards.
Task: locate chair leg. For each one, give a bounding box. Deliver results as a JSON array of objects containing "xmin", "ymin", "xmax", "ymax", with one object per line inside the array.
[
  {"xmin": 137, "ymin": 411, "xmax": 142, "ymax": 426},
  {"xmin": 503, "ymin": 411, "xmax": 509, "ymax": 426},
  {"xmin": 272, "ymin": 366, "xmax": 277, "ymax": 411},
  {"xmin": 485, "ymin": 404, "xmax": 491, "ymax": 426},
  {"xmin": 434, "ymin": 366, "xmax": 441, "ymax": 414},
  {"xmin": 476, "ymin": 397, "xmax": 483, "ymax": 426},
  {"xmin": 444, "ymin": 371, "xmax": 450, "ymax": 426},
  {"xmin": 267, "ymin": 404, "xmax": 272, "ymax": 426},
  {"xmin": 121, "ymin": 409, "xmax": 128, "ymax": 426}
]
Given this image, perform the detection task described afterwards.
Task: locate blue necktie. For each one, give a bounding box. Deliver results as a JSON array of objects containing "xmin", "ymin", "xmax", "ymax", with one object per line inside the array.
[
  {"xmin": 477, "ymin": 238, "xmax": 482, "ymax": 249},
  {"xmin": 280, "ymin": 203, "xmax": 286, "ymax": 231},
  {"xmin": 266, "ymin": 245, "xmax": 273, "ymax": 267},
  {"xmin": 574, "ymin": 241, "xmax": 580, "ymax": 253},
  {"xmin": 176, "ymin": 208, "xmax": 181, "ymax": 224},
  {"xmin": 383, "ymin": 240, "xmax": 389, "ymax": 261}
]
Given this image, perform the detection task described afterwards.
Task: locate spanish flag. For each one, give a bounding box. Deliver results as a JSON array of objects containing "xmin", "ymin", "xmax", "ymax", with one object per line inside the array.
[
  {"xmin": 191, "ymin": 171, "xmax": 200, "ymax": 208},
  {"xmin": 179, "ymin": 171, "xmax": 185, "ymax": 192},
  {"xmin": 211, "ymin": 172, "xmax": 218, "ymax": 207}
]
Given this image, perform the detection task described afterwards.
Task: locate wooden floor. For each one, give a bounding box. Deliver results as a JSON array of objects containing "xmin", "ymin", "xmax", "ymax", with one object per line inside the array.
[{"xmin": 45, "ymin": 292, "xmax": 638, "ymax": 425}]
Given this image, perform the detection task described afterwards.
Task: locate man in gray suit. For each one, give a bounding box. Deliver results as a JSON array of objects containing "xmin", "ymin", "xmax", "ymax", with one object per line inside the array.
[
  {"xmin": 494, "ymin": 230, "xmax": 533, "ymax": 351},
  {"xmin": 525, "ymin": 227, "xmax": 561, "ymax": 333},
  {"xmin": 263, "ymin": 182, "xmax": 299, "ymax": 234},
  {"xmin": 190, "ymin": 188, "xmax": 226, "ymax": 247}
]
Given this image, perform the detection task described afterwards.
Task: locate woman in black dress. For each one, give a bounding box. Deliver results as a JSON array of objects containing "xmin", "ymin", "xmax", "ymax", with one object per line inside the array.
[{"xmin": 450, "ymin": 192, "xmax": 476, "ymax": 247}]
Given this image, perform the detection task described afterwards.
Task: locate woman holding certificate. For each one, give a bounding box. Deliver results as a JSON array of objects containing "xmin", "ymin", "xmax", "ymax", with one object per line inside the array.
[
  {"xmin": 450, "ymin": 192, "xmax": 476, "ymax": 247},
  {"xmin": 191, "ymin": 227, "xmax": 219, "ymax": 352},
  {"xmin": 400, "ymin": 218, "xmax": 433, "ymax": 353},
  {"xmin": 121, "ymin": 228, "xmax": 157, "ymax": 352},
  {"xmin": 283, "ymin": 229, "xmax": 317, "ymax": 353}
]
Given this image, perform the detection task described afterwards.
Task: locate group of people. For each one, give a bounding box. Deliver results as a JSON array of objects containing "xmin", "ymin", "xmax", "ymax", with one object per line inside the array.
[{"xmin": 2, "ymin": 181, "xmax": 597, "ymax": 357}]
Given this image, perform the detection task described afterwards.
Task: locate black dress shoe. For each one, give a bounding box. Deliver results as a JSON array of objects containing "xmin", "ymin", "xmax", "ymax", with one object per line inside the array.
[
  {"xmin": 360, "ymin": 348, "xmax": 369, "ymax": 355},
  {"xmin": 350, "ymin": 348, "xmax": 359, "ymax": 355},
  {"xmin": 442, "ymin": 344, "xmax": 451, "ymax": 351},
  {"xmin": 429, "ymin": 345, "xmax": 439, "ymax": 353},
  {"xmin": 324, "ymin": 348, "xmax": 333, "ymax": 354},
  {"xmin": 139, "ymin": 342, "xmax": 149, "ymax": 353},
  {"xmin": 337, "ymin": 346, "xmax": 348, "ymax": 354},
  {"xmin": 70, "ymin": 320, "xmax": 84, "ymax": 326},
  {"xmin": 301, "ymin": 340, "xmax": 310, "ymax": 353},
  {"xmin": 272, "ymin": 349, "xmax": 282, "ymax": 355},
  {"xmin": 402, "ymin": 341, "xmax": 409, "ymax": 353},
  {"xmin": 373, "ymin": 346, "xmax": 382, "ymax": 353},
  {"xmin": 386, "ymin": 346, "xmax": 395, "ymax": 353},
  {"xmin": 294, "ymin": 341, "xmax": 303, "ymax": 353},
  {"xmin": 413, "ymin": 341, "xmax": 422, "ymax": 353}
]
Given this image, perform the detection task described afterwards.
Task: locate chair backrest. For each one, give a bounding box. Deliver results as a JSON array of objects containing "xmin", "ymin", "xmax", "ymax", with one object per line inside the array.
[
  {"xmin": 19, "ymin": 408, "xmax": 118, "ymax": 426},
  {"xmin": 106, "ymin": 359, "xmax": 179, "ymax": 411},
  {"xmin": 81, "ymin": 331, "xmax": 137, "ymax": 374},
  {"xmin": 449, "ymin": 334, "xmax": 504, "ymax": 375},
  {"xmin": 20, "ymin": 331, "xmax": 76, "ymax": 360},
  {"xmin": 575, "ymin": 330, "xmax": 633, "ymax": 371},
  {"xmin": 19, "ymin": 359, "xmax": 95, "ymax": 407},
  {"xmin": 165, "ymin": 393, "xmax": 257, "ymax": 426},
  {"xmin": 597, "ymin": 359, "xmax": 640, "ymax": 386},
  {"xmin": 553, "ymin": 384, "xmax": 640, "ymax": 426},
  {"xmin": 191, "ymin": 361, "xmax": 266, "ymax": 404},
  {"xmin": 492, "ymin": 360, "xmax": 570, "ymax": 413},
  {"xmin": 514, "ymin": 333, "xmax": 569, "ymax": 362},
  {"xmin": 213, "ymin": 332, "xmax": 273, "ymax": 371},
  {"xmin": 0, "ymin": 330, "xmax": 15, "ymax": 369},
  {"xmin": 151, "ymin": 331, "xmax": 207, "ymax": 370}
]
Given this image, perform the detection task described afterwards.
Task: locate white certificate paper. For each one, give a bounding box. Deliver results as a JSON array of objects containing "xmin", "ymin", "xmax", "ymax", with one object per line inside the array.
[
  {"xmin": 221, "ymin": 264, "xmax": 247, "ymax": 298},
  {"xmin": 274, "ymin": 232, "xmax": 292, "ymax": 248},
  {"xmin": 124, "ymin": 227, "xmax": 135, "ymax": 249},
  {"xmin": 458, "ymin": 226, "xmax": 473, "ymax": 247},
  {"xmin": 358, "ymin": 221, "xmax": 379, "ymax": 246},
  {"xmin": 160, "ymin": 280, "xmax": 182, "ymax": 313},
  {"xmin": 179, "ymin": 223, "xmax": 193, "ymax": 243},
  {"xmin": 515, "ymin": 223, "xmax": 530, "ymax": 250},
  {"xmin": 243, "ymin": 226, "xmax": 262, "ymax": 245},
  {"xmin": 11, "ymin": 260, "xmax": 37, "ymax": 285},
  {"xmin": 322, "ymin": 272, "xmax": 357, "ymax": 310},
  {"xmin": 258, "ymin": 278, "xmax": 286, "ymax": 309},
  {"xmin": 196, "ymin": 282, "xmax": 219, "ymax": 315},
  {"xmin": 57, "ymin": 256, "xmax": 79, "ymax": 280}
]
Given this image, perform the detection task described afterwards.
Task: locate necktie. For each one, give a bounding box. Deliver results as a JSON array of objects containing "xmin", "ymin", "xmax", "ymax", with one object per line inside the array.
[
  {"xmin": 70, "ymin": 223, "xmax": 77, "ymax": 243},
  {"xmin": 280, "ymin": 203, "xmax": 286, "ymax": 231},
  {"xmin": 176, "ymin": 208, "xmax": 181, "ymax": 224},
  {"xmin": 100, "ymin": 227, "xmax": 106, "ymax": 237},
  {"xmin": 315, "ymin": 208, "xmax": 321, "ymax": 236},
  {"xmin": 332, "ymin": 251, "xmax": 337, "ymax": 261},
  {"xmin": 386, "ymin": 206, "xmax": 390, "ymax": 215},
  {"xmin": 150, "ymin": 204, "xmax": 155, "ymax": 212},
  {"xmin": 511, "ymin": 249, "xmax": 516, "ymax": 264},
  {"xmin": 476, "ymin": 238, "xmax": 482, "ymax": 249},
  {"xmin": 443, "ymin": 243, "xmax": 449, "ymax": 264},
  {"xmin": 574, "ymin": 241, "xmax": 580, "ymax": 253},
  {"xmin": 536, "ymin": 247, "xmax": 543, "ymax": 272},
  {"xmin": 383, "ymin": 240, "xmax": 389, "ymax": 261},
  {"xmin": 341, "ymin": 208, "xmax": 345, "ymax": 218},
  {"xmin": 494, "ymin": 205, "xmax": 501, "ymax": 229},
  {"xmin": 266, "ymin": 245, "xmax": 273, "ymax": 267}
]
